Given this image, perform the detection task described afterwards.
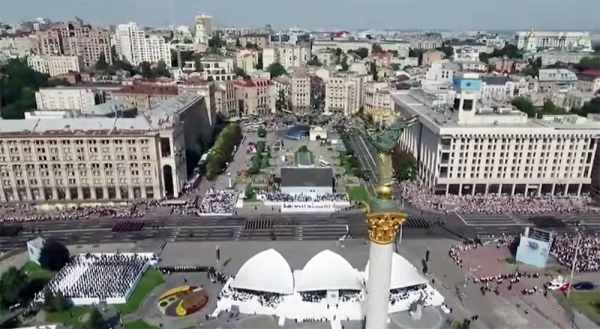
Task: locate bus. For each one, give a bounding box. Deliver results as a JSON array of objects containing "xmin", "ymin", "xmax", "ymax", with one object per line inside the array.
[{"xmin": 318, "ymin": 159, "xmax": 330, "ymax": 167}]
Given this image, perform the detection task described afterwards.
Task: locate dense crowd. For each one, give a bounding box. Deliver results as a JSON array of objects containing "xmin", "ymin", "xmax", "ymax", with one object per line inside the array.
[
  {"xmin": 400, "ymin": 181, "xmax": 597, "ymax": 214},
  {"xmin": 198, "ymin": 189, "xmax": 238, "ymax": 215},
  {"xmin": 39, "ymin": 253, "xmax": 154, "ymax": 301},
  {"xmin": 551, "ymin": 233, "xmax": 600, "ymax": 273},
  {"xmin": 389, "ymin": 285, "xmax": 427, "ymax": 305},
  {"xmin": 0, "ymin": 202, "xmax": 154, "ymax": 224},
  {"xmin": 229, "ymin": 289, "xmax": 284, "ymax": 308},
  {"xmin": 300, "ymin": 291, "xmax": 326, "ymax": 302},
  {"xmin": 339, "ymin": 290, "xmax": 362, "ymax": 302},
  {"xmin": 261, "ymin": 193, "xmax": 349, "ymax": 204}
]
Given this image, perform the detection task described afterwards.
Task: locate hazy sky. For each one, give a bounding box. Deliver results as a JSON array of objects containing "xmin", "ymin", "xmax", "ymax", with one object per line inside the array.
[{"xmin": 0, "ymin": 0, "xmax": 599, "ymax": 31}]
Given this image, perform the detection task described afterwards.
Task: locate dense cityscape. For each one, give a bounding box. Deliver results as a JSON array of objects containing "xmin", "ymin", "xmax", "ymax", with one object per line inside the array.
[{"xmin": 0, "ymin": 3, "xmax": 599, "ymax": 329}]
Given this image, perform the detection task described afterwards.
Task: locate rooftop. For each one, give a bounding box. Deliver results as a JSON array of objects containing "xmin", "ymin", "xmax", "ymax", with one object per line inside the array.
[
  {"xmin": 84, "ymin": 100, "xmax": 136, "ymax": 116},
  {"xmin": 232, "ymin": 79, "xmax": 273, "ymax": 88},
  {"xmin": 113, "ymin": 84, "xmax": 179, "ymax": 95},
  {"xmin": 144, "ymin": 93, "xmax": 204, "ymax": 128},
  {"xmin": 280, "ymin": 167, "xmax": 333, "ymax": 187},
  {"xmin": 538, "ymin": 69, "xmax": 578, "ymax": 82},
  {"xmin": 482, "ymin": 76, "xmax": 510, "ymax": 85},
  {"xmin": 0, "ymin": 116, "xmax": 153, "ymax": 136}
]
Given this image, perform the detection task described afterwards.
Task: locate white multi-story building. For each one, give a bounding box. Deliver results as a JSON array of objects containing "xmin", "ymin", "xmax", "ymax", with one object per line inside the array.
[
  {"xmin": 325, "ymin": 72, "xmax": 372, "ymax": 116},
  {"xmin": 35, "ymin": 87, "xmax": 106, "ymax": 113},
  {"xmin": 392, "ymin": 73, "xmax": 600, "ymax": 197},
  {"xmin": 450, "ymin": 42, "xmax": 490, "ymax": 62},
  {"xmin": 114, "ymin": 23, "xmax": 171, "ymax": 66},
  {"xmin": 538, "ymin": 69, "xmax": 578, "ymax": 94},
  {"xmin": 515, "ymin": 31, "xmax": 593, "ymax": 52},
  {"xmin": 424, "ymin": 61, "xmax": 459, "ymax": 84},
  {"xmin": 363, "ymin": 80, "xmax": 392, "ymax": 111},
  {"xmin": 479, "ymin": 76, "xmax": 518, "ymax": 103},
  {"xmin": 214, "ymin": 81, "xmax": 238, "ymax": 118},
  {"xmin": 194, "ymin": 12, "xmax": 213, "ymax": 45},
  {"xmin": 200, "ymin": 55, "xmax": 235, "ymax": 81},
  {"xmin": 273, "ymin": 71, "xmax": 311, "ymax": 113},
  {"xmin": 27, "ymin": 55, "xmax": 84, "ymax": 77},
  {"xmin": 262, "ymin": 45, "xmax": 311, "ymax": 70}
]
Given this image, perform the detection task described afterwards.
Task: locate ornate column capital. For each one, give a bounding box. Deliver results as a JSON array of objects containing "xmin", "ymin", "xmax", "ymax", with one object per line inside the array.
[{"xmin": 366, "ymin": 212, "xmax": 407, "ymax": 244}]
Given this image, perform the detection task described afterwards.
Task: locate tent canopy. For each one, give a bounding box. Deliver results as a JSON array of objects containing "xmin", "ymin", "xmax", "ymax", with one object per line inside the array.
[
  {"xmin": 231, "ymin": 249, "xmax": 294, "ymax": 294},
  {"xmin": 365, "ymin": 253, "xmax": 428, "ymax": 290},
  {"xmin": 296, "ymin": 250, "xmax": 361, "ymax": 292}
]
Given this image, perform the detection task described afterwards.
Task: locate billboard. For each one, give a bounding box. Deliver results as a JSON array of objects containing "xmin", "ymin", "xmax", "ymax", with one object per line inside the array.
[{"xmin": 515, "ymin": 236, "xmax": 551, "ymax": 268}]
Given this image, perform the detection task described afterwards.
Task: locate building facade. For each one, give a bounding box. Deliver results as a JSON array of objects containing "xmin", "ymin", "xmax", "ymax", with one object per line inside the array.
[
  {"xmin": 233, "ymin": 79, "xmax": 276, "ymax": 116},
  {"xmin": 273, "ymin": 72, "xmax": 312, "ymax": 114},
  {"xmin": 201, "ymin": 55, "xmax": 235, "ymax": 81},
  {"xmin": 194, "ymin": 13, "xmax": 213, "ymax": 45},
  {"xmin": 234, "ymin": 49, "xmax": 260, "ymax": 71},
  {"xmin": 515, "ymin": 31, "xmax": 593, "ymax": 52},
  {"xmin": 392, "ymin": 76, "xmax": 600, "ymax": 197},
  {"xmin": 409, "ymin": 33, "xmax": 443, "ymax": 50},
  {"xmin": 576, "ymin": 69, "xmax": 600, "ymax": 94},
  {"xmin": 422, "ymin": 50, "xmax": 444, "ymax": 67},
  {"xmin": 27, "ymin": 55, "xmax": 83, "ymax": 76},
  {"xmin": 35, "ymin": 87, "xmax": 106, "ymax": 113},
  {"xmin": 214, "ymin": 81, "xmax": 238, "ymax": 118},
  {"xmin": 363, "ymin": 81, "xmax": 392, "ymax": 111},
  {"xmin": 237, "ymin": 34, "xmax": 270, "ymax": 49},
  {"xmin": 114, "ymin": 22, "xmax": 171, "ymax": 66},
  {"xmin": 538, "ymin": 69, "xmax": 578, "ymax": 94},
  {"xmin": 112, "ymin": 85, "xmax": 179, "ymax": 111},
  {"xmin": 325, "ymin": 72, "xmax": 371, "ymax": 116},
  {"xmin": 33, "ymin": 20, "xmax": 112, "ymax": 67},
  {"xmin": 263, "ymin": 45, "xmax": 311, "ymax": 70}
]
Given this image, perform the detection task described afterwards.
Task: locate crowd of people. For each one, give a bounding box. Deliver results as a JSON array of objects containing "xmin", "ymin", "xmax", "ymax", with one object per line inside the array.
[
  {"xmin": 229, "ymin": 289, "xmax": 284, "ymax": 308},
  {"xmin": 260, "ymin": 192, "xmax": 349, "ymax": 204},
  {"xmin": 389, "ymin": 285, "xmax": 427, "ymax": 304},
  {"xmin": 39, "ymin": 253, "xmax": 154, "ymax": 301},
  {"xmin": 551, "ymin": 233, "xmax": 600, "ymax": 273},
  {"xmin": 198, "ymin": 189, "xmax": 238, "ymax": 215},
  {"xmin": 0, "ymin": 202, "xmax": 155, "ymax": 224},
  {"xmin": 400, "ymin": 181, "xmax": 597, "ymax": 214},
  {"xmin": 339, "ymin": 290, "xmax": 362, "ymax": 302}
]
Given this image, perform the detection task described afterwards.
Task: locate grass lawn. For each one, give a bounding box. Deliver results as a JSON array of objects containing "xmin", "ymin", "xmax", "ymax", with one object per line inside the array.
[
  {"xmin": 114, "ymin": 268, "xmax": 165, "ymax": 315},
  {"xmin": 22, "ymin": 261, "xmax": 56, "ymax": 281},
  {"xmin": 347, "ymin": 185, "xmax": 370, "ymax": 203},
  {"xmin": 555, "ymin": 291, "xmax": 600, "ymax": 324},
  {"xmin": 124, "ymin": 319, "xmax": 159, "ymax": 329},
  {"xmin": 46, "ymin": 305, "xmax": 90, "ymax": 327}
]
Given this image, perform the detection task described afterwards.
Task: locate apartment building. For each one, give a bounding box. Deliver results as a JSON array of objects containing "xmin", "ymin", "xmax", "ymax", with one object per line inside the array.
[
  {"xmin": 510, "ymin": 75, "xmax": 539, "ymax": 98},
  {"xmin": 479, "ymin": 76, "xmax": 517, "ymax": 103},
  {"xmin": 312, "ymin": 40, "xmax": 409, "ymax": 57},
  {"xmin": 515, "ymin": 31, "xmax": 593, "ymax": 52},
  {"xmin": 214, "ymin": 81, "xmax": 238, "ymax": 118},
  {"xmin": 313, "ymin": 49, "xmax": 336, "ymax": 66},
  {"xmin": 459, "ymin": 61, "xmax": 488, "ymax": 73},
  {"xmin": 27, "ymin": 55, "xmax": 83, "ymax": 76},
  {"xmin": 237, "ymin": 34, "xmax": 270, "ymax": 49},
  {"xmin": 363, "ymin": 80, "xmax": 392, "ymax": 111},
  {"xmin": 325, "ymin": 72, "xmax": 372, "ymax": 116},
  {"xmin": 392, "ymin": 74, "xmax": 600, "ymax": 197},
  {"xmin": 409, "ymin": 33, "xmax": 443, "ymax": 50},
  {"xmin": 488, "ymin": 57, "xmax": 528, "ymax": 73},
  {"xmin": 538, "ymin": 69, "xmax": 578, "ymax": 94},
  {"xmin": 234, "ymin": 49, "xmax": 260, "ymax": 71},
  {"xmin": 576, "ymin": 69, "xmax": 600, "ymax": 93},
  {"xmin": 273, "ymin": 71, "xmax": 311, "ymax": 113},
  {"xmin": 424, "ymin": 60, "xmax": 459, "ymax": 83},
  {"xmin": 114, "ymin": 22, "xmax": 171, "ymax": 66},
  {"xmin": 33, "ymin": 20, "xmax": 112, "ymax": 67},
  {"xmin": 262, "ymin": 45, "xmax": 311, "ymax": 70},
  {"xmin": 201, "ymin": 55, "xmax": 235, "ymax": 81},
  {"xmin": 35, "ymin": 87, "xmax": 107, "ymax": 113},
  {"xmin": 112, "ymin": 85, "xmax": 179, "ymax": 111},
  {"xmin": 0, "ymin": 36, "xmax": 37, "ymax": 56},
  {"xmin": 233, "ymin": 79, "xmax": 275, "ymax": 116},
  {"xmin": 523, "ymin": 51, "xmax": 589, "ymax": 67}
]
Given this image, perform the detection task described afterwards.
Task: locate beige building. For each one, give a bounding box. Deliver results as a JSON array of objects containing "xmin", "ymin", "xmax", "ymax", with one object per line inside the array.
[
  {"xmin": 215, "ymin": 81, "xmax": 238, "ymax": 118},
  {"xmin": 273, "ymin": 71, "xmax": 311, "ymax": 113},
  {"xmin": 263, "ymin": 45, "xmax": 311, "ymax": 70},
  {"xmin": 27, "ymin": 55, "xmax": 84, "ymax": 77},
  {"xmin": 422, "ymin": 50, "xmax": 444, "ymax": 67},
  {"xmin": 35, "ymin": 87, "xmax": 107, "ymax": 113},
  {"xmin": 233, "ymin": 79, "xmax": 276, "ymax": 116},
  {"xmin": 237, "ymin": 34, "xmax": 270, "ymax": 49},
  {"xmin": 312, "ymin": 40, "xmax": 410, "ymax": 57},
  {"xmin": 363, "ymin": 81, "xmax": 392, "ymax": 111},
  {"xmin": 577, "ymin": 70, "xmax": 600, "ymax": 94},
  {"xmin": 112, "ymin": 85, "xmax": 179, "ymax": 111},
  {"xmin": 33, "ymin": 20, "xmax": 112, "ymax": 67},
  {"xmin": 325, "ymin": 72, "xmax": 372, "ymax": 116},
  {"xmin": 314, "ymin": 49, "xmax": 336, "ymax": 66},
  {"xmin": 409, "ymin": 33, "xmax": 443, "ymax": 50},
  {"xmin": 201, "ymin": 55, "xmax": 235, "ymax": 81},
  {"xmin": 235, "ymin": 49, "xmax": 260, "ymax": 71}
]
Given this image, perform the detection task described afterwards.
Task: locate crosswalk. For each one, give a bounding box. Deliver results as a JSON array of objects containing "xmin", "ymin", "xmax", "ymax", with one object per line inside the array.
[
  {"xmin": 455, "ymin": 213, "xmax": 531, "ymax": 227},
  {"xmin": 244, "ymin": 220, "xmax": 274, "ymax": 230}
]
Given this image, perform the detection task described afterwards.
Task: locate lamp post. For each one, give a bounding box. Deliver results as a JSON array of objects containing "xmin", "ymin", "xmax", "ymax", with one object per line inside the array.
[{"xmin": 567, "ymin": 232, "xmax": 581, "ymax": 299}]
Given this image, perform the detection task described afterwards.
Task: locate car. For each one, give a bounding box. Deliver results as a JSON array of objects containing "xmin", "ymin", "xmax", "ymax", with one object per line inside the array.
[{"xmin": 572, "ymin": 281, "xmax": 597, "ymax": 291}]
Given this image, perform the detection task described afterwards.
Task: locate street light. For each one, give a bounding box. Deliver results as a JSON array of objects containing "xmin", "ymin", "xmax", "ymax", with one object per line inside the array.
[{"xmin": 566, "ymin": 232, "xmax": 581, "ymax": 299}]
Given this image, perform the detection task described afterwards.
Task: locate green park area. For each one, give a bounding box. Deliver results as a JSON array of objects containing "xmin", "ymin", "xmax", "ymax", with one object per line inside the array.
[
  {"xmin": 347, "ymin": 185, "xmax": 370, "ymax": 203},
  {"xmin": 338, "ymin": 151, "xmax": 362, "ymax": 177},
  {"xmin": 555, "ymin": 291, "xmax": 600, "ymax": 324},
  {"xmin": 249, "ymin": 141, "xmax": 270, "ymax": 175},
  {"xmin": 114, "ymin": 268, "xmax": 165, "ymax": 315},
  {"xmin": 23, "ymin": 260, "xmax": 56, "ymax": 282}
]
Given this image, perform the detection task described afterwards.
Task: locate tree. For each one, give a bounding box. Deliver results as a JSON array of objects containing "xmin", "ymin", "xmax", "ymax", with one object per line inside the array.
[
  {"xmin": 52, "ymin": 291, "xmax": 70, "ymax": 312},
  {"xmin": 340, "ymin": 57, "xmax": 349, "ymax": 71},
  {"xmin": 576, "ymin": 56, "xmax": 600, "ymax": 70},
  {"xmin": 0, "ymin": 267, "xmax": 27, "ymax": 308},
  {"xmin": 0, "ymin": 59, "xmax": 54, "ymax": 119},
  {"xmin": 307, "ymin": 57, "xmax": 322, "ymax": 66},
  {"xmin": 371, "ymin": 44, "xmax": 383, "ymax": 53},
  {"xmin": 151, "ymin": 60, "xmax": 171, "ymax": 78},
  {"xmin": 234, "ymin": 67, "xmax": 248, "ymax": 78},
  {"xmin": 511, "ymin": 97, "xmax": 536, "ymax": 118},
  {"xmin": 85, "ymin": 306, "xmax": 106, "ymax": 329},
  {"xmin": 478, "ymin": 52, "xmax": 490, "ymax": 64},
  {"xmin": 574, "ymin": 97, "xmax": 600, "ymax": 117},
  {"xmin": 245, "ymin": 184, "xmax": 255, "ymax": 199},
  {"xmin": 256, "ymin": 52, "xmax": 263, "ymax": 69},
  {"xmin": 208, "ymin": 35, "xmax": 225, "ymax": 48},
  {"xmin": 540, "ymin": 100, "xmax": 567, "ymax": 116},
  {"xmin": 39, "ymin": 239, "xmax": 70, "ymax": 271},
  {"xmin": 335, "ymin": 48, "xmax": 343, "ymax": 59},
  {"xmin": 266, "ymin": 63, "xmax": 287, "ymax": 79},
  {"xmin": 43, "ymin": 288, "xmax": 55, "ymax": 311},
  {"xmin": 138, "ymin": 61, "xmax": 153, "ymax": 79},
  {"xmin": 370, "ymin": 62, "xmax": 378, "ymax": 81},
  {"xmin": 94, "ymin": 52, "xmax": 109, "ymax": 71},
  {"xmin": 392, "ymin": 148, "xmax": 418, "ymax": 182},
  {"xmin": 299, "ymin": 145, "xmax": 309, "ymax": 152},
  {"xmin": 436, "ymin": 45, "xmax": 454, "ymax": 58},
  {"xmin": 353, "ymin": 47, "xmax": 369, "ymax": 59},
  {"xmin": 490, "ymin": 44, "xmax": 523, "ymax": 59}
]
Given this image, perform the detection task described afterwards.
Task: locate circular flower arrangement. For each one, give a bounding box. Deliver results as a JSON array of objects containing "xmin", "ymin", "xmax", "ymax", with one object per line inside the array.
[{"xmin": 157, "ymin": 285, "xmax": 210, "ymax": 317}]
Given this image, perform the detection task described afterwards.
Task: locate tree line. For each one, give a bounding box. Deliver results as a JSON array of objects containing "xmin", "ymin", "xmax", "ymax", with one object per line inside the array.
[
  {"xmin": 512, "ymin": 96, "xmax": 600, "ymax": 118},
  {"xmin": 205, "ymin": 123, "xmax": 243, "ymax": 179}
]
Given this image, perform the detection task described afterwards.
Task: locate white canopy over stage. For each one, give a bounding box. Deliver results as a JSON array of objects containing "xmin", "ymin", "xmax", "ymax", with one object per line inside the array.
[
  {"xmin": 231, "ymin": 249, "xmax": 295, "ymax": 295},
  {"xmin": 365, "ymin": 253, "xmax": 428, "ymax": 290},
  {"xmin": 296, "ymin": 250, "xmax": 362, "ymax": 292}
]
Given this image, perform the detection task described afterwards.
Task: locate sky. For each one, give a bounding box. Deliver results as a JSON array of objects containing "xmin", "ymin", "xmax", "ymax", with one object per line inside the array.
[{"xmin": 0, "ymin": 0, "xmax": 599, "ymax": 31}]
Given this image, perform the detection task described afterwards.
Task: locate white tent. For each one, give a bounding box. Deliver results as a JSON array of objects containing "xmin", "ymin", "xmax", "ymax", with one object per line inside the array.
[
  {"xmin": 365, "ymin": 253, "xmax": 428, "ymax": 290},
  {"xmin": 296, "ymin": 250, "xmax": 361, "ymax": 292},
  {"xmin": 231, "ymin": 249, "xmax": 294, "ymax": 294}
]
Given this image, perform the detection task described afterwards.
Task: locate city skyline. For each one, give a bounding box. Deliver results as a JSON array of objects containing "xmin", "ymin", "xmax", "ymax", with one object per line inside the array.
[{"xmin": 1, "ymin": 0, "xmax": 599, "ymax": 31}]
